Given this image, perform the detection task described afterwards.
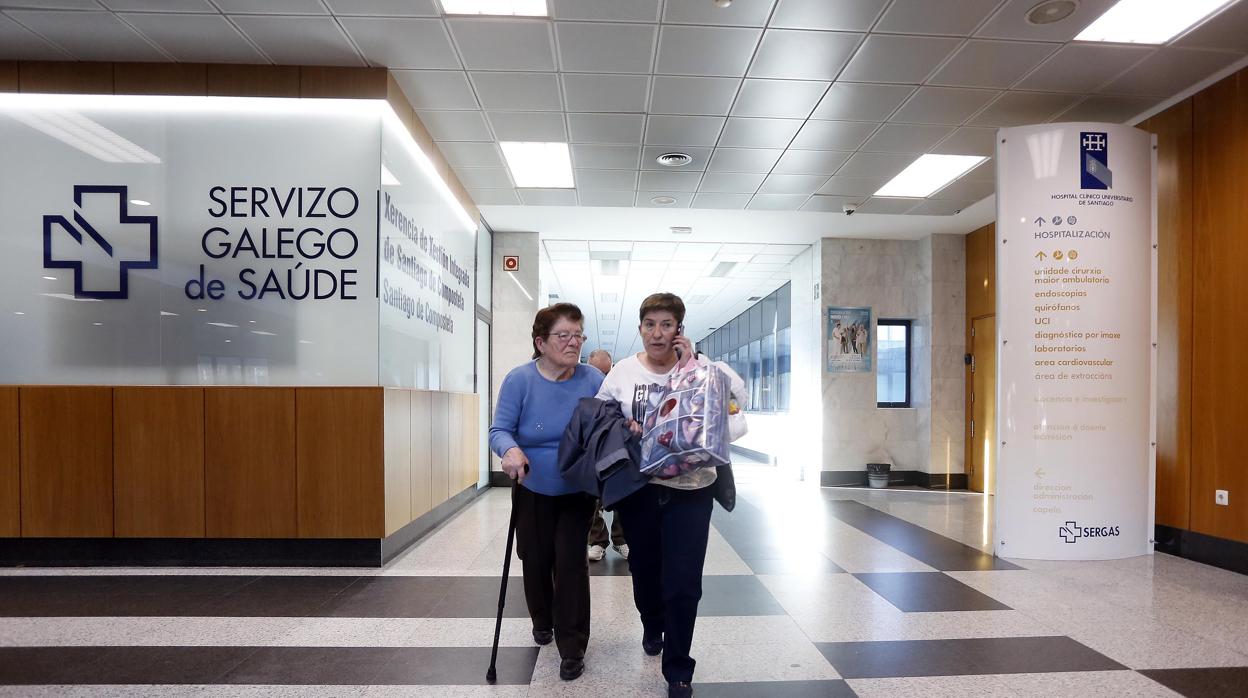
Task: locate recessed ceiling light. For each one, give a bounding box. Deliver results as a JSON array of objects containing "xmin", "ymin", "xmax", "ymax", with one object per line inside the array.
[
  {"xmin": 13, "ymin": 311, "xmax": 24, "ymax": 315},
  {"xmin": 874, "ymin": 154, "xmax": 986, "ymax": 198},
  {"xmin": 657, "ymin": 152, "xmax": 693, "ymax": 167},
  {"xmin": 129, "ymin": 199, "xmax": 151, "ymax": 207},
  {"xmin": 501, "ymin": 141, "xmax": 574, "ymax": 188},
  {"xmin": 1075, "ymin": 0, "xmax": 1233, "ymax": 44},
  {"xmin": 92, "ymin": 322, "xmax": 103, "ymax": 326},
  {"xmin": 651, "ymin": 196, "xmax": 678, "ymax": 206},
  {"xmin": 440, "ymin": 0, "xmax": 547, "ymax": 16},
  {"xmin": 1025, "ymin": 0, "xmax": 1078, "ymax": 25},
  {"xmin": 42, "ymin": 275, "xmax": 56, "ymax": 281},
  {"xmin": 601, "ymin": 313, "xmax": 617, "ymax": 321},
  {"xmin": 670, "ymin": 226, "xmax": 693, "ymax": 234},
  {"xmin": 709, "ymin": 262, "xmax": 736, "ymax": 278}
]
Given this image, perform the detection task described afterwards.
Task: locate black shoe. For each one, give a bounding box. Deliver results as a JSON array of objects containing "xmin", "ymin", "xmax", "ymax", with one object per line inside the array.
[
  {"xmin": 532, "ymin": 628, "xmax": 553, "ymax": 646},
  {"xmin": 559, "ymin": 657, "xmax": 585, "ymax": 681},
  {"xmin": 668, "ymin": 681, "xmax": 693, "ymax": 698},
  {"xmin": 642, "ymin": 632, "xmax": 663, "ymax": 656}
]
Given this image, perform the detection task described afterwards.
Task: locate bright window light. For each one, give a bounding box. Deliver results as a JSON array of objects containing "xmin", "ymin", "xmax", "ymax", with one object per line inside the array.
[
  {"xmin": 441, "ymin": 0, "xmax": 547, "ymax": 16},
  {"xmin": 1075, "ymin": 0, "xmax": 1233, "ymax": 44},
  {"xmin": 874, "ymin": 155, "xmax": 987, "ymax": 198},
  {"xmin": 500, "ymin": 142, "xmax": 574, "ymax": 188}
]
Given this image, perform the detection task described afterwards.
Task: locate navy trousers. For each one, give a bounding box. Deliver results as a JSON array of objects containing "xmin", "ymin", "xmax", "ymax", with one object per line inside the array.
[{"xmin": 615, "ymin": 482, "xmax": 715, "ymax": 684}]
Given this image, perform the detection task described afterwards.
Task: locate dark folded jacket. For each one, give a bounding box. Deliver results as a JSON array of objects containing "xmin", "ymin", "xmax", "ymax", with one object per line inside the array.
[{"xmin": 557, "ymin": 397, "xmax": 736, "ymax": 512}]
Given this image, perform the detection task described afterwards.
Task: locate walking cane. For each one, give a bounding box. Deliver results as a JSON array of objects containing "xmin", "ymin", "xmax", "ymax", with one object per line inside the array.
[{"xmin": 486, "ymin": 475, "xmax": 521, "ymax": 683}]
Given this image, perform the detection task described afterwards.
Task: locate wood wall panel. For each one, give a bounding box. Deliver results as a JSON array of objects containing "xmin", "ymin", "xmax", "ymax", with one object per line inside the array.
[
  {"xmin": 205, "ymin": 388, "xmax": 296, "ymax": 538},
  {"xmin": 206, "ymin": 64, "xmax": 299, "ymax": 98},
  {"xmin": 19, "ymin": 387, "xmax": 113, "ymax": 537},
  {"xmin": 18, "ymin": 61, "xmax": 113, "ymax": 94},
  {"xmin": 465, "ymin": 394, "xmax": 480, "ymax": 490},
  {"xmin": 0, "ymin": 62, "xmax": 16, "ymax": 92},
  {"xmin": 383, "ymin": 389, "xmax": 412, "ymax": 537},
  {"xmin": 0, "ymin": 388, "xmax": 18, "ymax": 537},
  {"xmin": 449, "ymin": 393, "xmax": 464, "ymax": 492},
  {"xmin": 431, "ymin": 392, "xmax": 450, "ymax": 506},
  {"xmin": 114, "ymin": 63, "xmax": 207, "ymax": 95},
  {"xmin": 296, "ymin": 388, "xmax": 383, "ymax": 539},
  {"xmin": 1192, "ymin": 71, "xmax": 1248, "ymax": 544},
  {"xmin": 411, "ymin": 391, "xmax": 433, "ymax": 519},
  {"xmin": 965, "ymin": 224, "xmax": 994, "ymax": 321},
  {"xmin": 1140, "ymin": 99, "xmax": 1195, "ymax": 531},
  {"xmin": 300, "ymin": 66, "xmax": 386, "ymax": 98},
  {"xmin": 113, "ymin": 388, "xmax": 205, "ymax": 538}
]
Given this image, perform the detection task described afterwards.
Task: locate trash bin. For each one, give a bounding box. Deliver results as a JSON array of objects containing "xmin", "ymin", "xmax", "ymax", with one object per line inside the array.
[{"xmin": 866, "ymin": 462, "xmax": 891, "ymax": 489}]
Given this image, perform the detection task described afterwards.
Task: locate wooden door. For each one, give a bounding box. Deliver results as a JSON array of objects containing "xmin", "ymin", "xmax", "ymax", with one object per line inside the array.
[{"xmin": 969, "ymin": 316, "xmax": 997, "ymax": 494}]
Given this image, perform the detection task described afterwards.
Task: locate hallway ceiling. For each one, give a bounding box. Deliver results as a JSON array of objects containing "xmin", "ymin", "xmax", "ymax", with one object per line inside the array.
[{"xmin": 2, "ymin": 0, "xmax": 1245, "ymax": 222}]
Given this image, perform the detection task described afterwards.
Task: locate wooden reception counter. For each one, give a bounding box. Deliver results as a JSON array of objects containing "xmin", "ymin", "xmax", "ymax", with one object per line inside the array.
[{"xmin": 0, "ymin": 385, "xmax": 481, "ymax": 566}]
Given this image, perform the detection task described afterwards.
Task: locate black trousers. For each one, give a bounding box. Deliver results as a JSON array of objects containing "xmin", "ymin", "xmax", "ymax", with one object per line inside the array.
[
  {"xmin": 615, "ymin": 483, "xmax": 715, "ymax": 684},
  {"xmin": 512, "ymin": 484, "xmax": 597, "ymax": 659},
  {"xmin": 588, "ymin": 499, "xmax": 626, "ymax": 548}
]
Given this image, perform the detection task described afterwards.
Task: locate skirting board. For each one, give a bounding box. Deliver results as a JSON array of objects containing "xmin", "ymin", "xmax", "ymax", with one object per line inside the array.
[
  {"xmin": 1154, "ymin": 524, "xmax": 1248, "ymax": 576},
  {"xmin": 821, "ymin": 470, "xmax": 969, "ymax": 490},
  {"xmin": 0, "ymin": 485, "xmax": 484, "ymax": 568}
]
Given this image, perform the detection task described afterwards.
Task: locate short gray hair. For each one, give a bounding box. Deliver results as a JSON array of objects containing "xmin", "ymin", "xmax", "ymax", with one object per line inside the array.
[{"xmin": 588, "ymin": 349, "xmax": 612, "ymax": 361}]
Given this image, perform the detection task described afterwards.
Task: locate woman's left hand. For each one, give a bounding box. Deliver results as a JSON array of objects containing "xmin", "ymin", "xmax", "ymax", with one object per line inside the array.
[{"xmin": 673, "ymin": 335, "xmax": 694, "ymax": 363}]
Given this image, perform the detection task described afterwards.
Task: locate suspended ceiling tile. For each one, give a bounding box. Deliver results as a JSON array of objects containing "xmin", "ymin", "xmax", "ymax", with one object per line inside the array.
[
  {"xmin": 764, "ymin": 244, "xmax": 809, "ymax": 255},
  {"xmin": 790, "ymin": 120, "xmax": 878, "ymax": 150},
  {"xmin": 393, "ymin": 70, "xmax": 480, "ymax": 110},
  {"xmin": 578, "ymin": 190, "xmax": 638, "ymax": 207},
  {"xmin": 698, "ymin": 172, "xmax": 767, "ymax": 194},
  {"xmin": 1175, "ymin": 0, "xmax": 1248, "ymax": 52},
  {"xmin": 674, "ymin": 243, "xmax": 721, "ymax": 261},
  {"xmin": 120, "ymin": 12, "xmax": 265, "ymax": 64},
  {"xmin": 721, "ymin": 243, "xmax": 767, "ymax": 254},
  {"xmin": 216, "ymin": 0, "xmax": 326, "ymax": 12},
  {"xmin": 0, "ymin": 13, "xmax": 68, "ymax": 60},
  {"xmin": 748, "ymin": 29, "xmax": 862, "ymax": 81},
  {"xmin": 861, "ymin": 123, "xmax": 954, "ymax": 154},
  {"xmin": 811, "ymin": 82, "xmax": 915, "ymax": 121},
  {"xmin": 1056, "ymin": 95, "xmax": 1159, "ymax": 124},
  {"xmin": 468, "ymin": 188, "xmax": 521, "ymax": 205},
  {"xmin": 964, "ymin": 159, "xmax": 995, "ymax": 182},
  {"xmin": 438, "ymin": 142, "xmax": 505, "ymax": 169},
  {"xmin": 644, "ymin": 115, "xmax": 726, "ymax": 147},
  {"xmin": 419, "ymin": 111, "xmax": 494, "ymax": 141},
  {"xmin": 771, "ymin": 149, "xmax": 852, "ymax": 176},
  {"xmin": 801, "ymin": 194, "xmax": 861, "ymax": 212},
  {"xmin": 693, "ymin": 193, "xmax": 752, "ymax": 209},
  {"xmin": 233, "ymin": 14, "xmax": 365, "ymax": 65},
  {"xmin": 857, "ymin": 197, "xmax": 920, "ymax": 214},
  {"xmin": 930, "ymin": 177, "xmax": 994, "ymax": 201},
  {"xmin": 759, "ymin": 174, "xmax": 830, "ymax": 196},
  {"xmin": 1102, "ymin": 47, "xmax": 1241, "ymax": 97},
  {"xmin": 641, "ymin": 145, "xmax": 713, "ymax": 171},
  {"xmin": 638, "ymin": 170, "xmax": 703, "ymax": 192},
  {"xmin": 975, "ymin": 0, "xmax": 1118, "ymax": 42},
  {"xmin": 929, "ymin": 127, "xmax": 998, "ymax": 157},
  {"xmin": 649, "ymin": 75, "xmax": 741, "ymax": 116},
  {"xmin": 731, "ymin": 79, "xmax": 829, "ymax": 119},
  {"xmin": 890, "ymin": 86, "xmax": 999, "ymax": 125},
  {"xmin": 717, "ymin": 117, "xmax": 804, "ymax": 149},
  {"xmin": 929, "ymin": 39, "xmax": 1058, "ymax": 89},
  {"xmin": 706, "ymin": 147, "xmax": 784, "ymax": 173},
  {"xmin": 555, "ymin": 21, "xmax": 657, "ymax": 74},
  {"xmin": 563, "ymin": 73, "xmax": 651, "ymax": 113},
  {"xmin": 839, "ymin": 34, "xmax": 962, "ymax": 84},
  {"xmin": 487, "ymin": 111, "xmax": 568, "ymax": 141},
  {"xmin": 447, "ymin": 18, "xmax": 556, "ymax": 72},
  {"xmin": 769, "ymin": 0, "xmax": 888, "ymax": 32},
  {"xmin": 662, "ymin": 0, "xmax": 773, "ymax": 26},
  {"xmin": 1015, "ymin": 44, "xmax": 1154, "ymax": 93},
  {"xmin": 747, "ymin": 194, "xmax": 810, "ymax": 211},
  {"xmin": 544, "ymin": 240, "xmax": 590, "ymax": 258},
  {"xmin": 567, "ymin": 113, "xmax": 645, "ymax": 144},
  {"xmin": 836, "ymin": 151, "xmax": 915, "ymax": 179},
  {"xmin": 551, "ymin": 0, "xmax": 661, "ymax": 22},
  {"xmin": 876, "ymin": 0, "xmax": 1003, "ymax": 35},
  {"xmin": 7, "ymin": 10, "xmax": 168, "ymax": 62},
  {"xmin": 104, "ymin": 0, "xmax": 214, "ymax": 9},
  {"xmin": 906, "ymin": 199, "xmax": 978, "ymax": 216},
  {"xmin": 471, "ymin": 72, "xmax": 563, "ymax": 111},
  {"xmin": 339, "ymin": 17, "xmax": 459, "ymax": 69},
  {"xmin": 570, "ymin": 144, "xmax": 642, "ymax": 169},
  {"xmin": 967, "ymin": 91, "xmax": 1081, "ymax": 127},
  {"xmin": 323, "ymin": 0, "xmax": 439, "ymax": 15},
  {"xmin": 456, "ymin": 167, "xmax": 513, "ymax": 189},
  {"xmin": 519, "ymin": 189, "xmax": 578, "ymax": 205},
  {"xmin": 631, "ymin": 242, "xmax": 679, "ymax": 260},
  {"xmin": 656, "ymin": 25, "xmax": 762, "ymax": 77}
]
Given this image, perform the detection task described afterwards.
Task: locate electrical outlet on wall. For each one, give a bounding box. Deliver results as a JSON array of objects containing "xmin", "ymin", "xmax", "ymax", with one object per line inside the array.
[{"xmin": 1215, "ymin": 490, "xmax": 1229, "ymax": 506}]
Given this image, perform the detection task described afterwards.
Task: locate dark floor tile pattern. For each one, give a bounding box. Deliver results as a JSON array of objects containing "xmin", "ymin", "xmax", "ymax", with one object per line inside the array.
[
  {"xmin": 0, "ymin": 646, "xmax": 540, "ymax": 685},
  {"xmin": 853, "ymin": 572, "xmax": 1013, "ymax": 612},
  {"xmin": 823, "ymin": 499, "xmax": 1023, "ymax": 571},
  {"xmin": 1139, "ymin": 667, "xmax": 1248, "ymax": 698},
  {"xmin": 817, "ymin": 636, "xmax": 1126, "ymax": 679},
  {"xmin": 712, "ymin": 496, "xmax": 847, "ymax": 575},
  {"xmin": 696, "ymin": 575, "xmax": 787, "ymax": 616},
  {"xmin": 697, "ymin": 679, "xmax": 858, "ymax": 697}
]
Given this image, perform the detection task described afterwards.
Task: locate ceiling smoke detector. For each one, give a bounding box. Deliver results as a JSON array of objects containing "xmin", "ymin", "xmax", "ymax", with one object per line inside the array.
[
  {"xmin": 1026, "ymin": 0, "xmax": 1078, "ymax": 25},
  {"xmin": 651, "ymin": 195, "xmax": 678, "ymax": 206},
  {"xmin": 657, "ymin": 152, "xmax": 693, "ymax": 167}
]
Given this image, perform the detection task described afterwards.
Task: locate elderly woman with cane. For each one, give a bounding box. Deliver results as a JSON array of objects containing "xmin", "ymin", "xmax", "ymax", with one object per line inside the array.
[{"xmin": 487, "ymin": 302, "xmax": 604, "ymax": 682}]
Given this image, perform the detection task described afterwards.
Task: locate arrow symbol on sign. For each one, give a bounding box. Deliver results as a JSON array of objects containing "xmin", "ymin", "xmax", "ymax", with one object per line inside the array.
[
  {"xmin": 1034, "ymin": 217, "xmax": 1045, "ymax": 226},
  {"xmin": 1034, "ymin": 467, "xmax": 1046, "ymax": 479},
  {"xmin": 1035, "ymin": 251, "xmax": 1047, "ymax": 261}
]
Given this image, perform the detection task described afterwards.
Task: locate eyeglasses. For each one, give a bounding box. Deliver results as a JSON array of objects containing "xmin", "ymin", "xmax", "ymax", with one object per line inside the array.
[{"xmin": 547, "ymin": 331, "xmax": 586, "ymax": 344}]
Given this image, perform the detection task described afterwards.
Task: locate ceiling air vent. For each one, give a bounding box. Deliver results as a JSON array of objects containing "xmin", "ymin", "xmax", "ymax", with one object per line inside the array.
[
  {"xmin": 651, "ymin": 196, "xmax": 677, "ymax": 206},
  {"xmin": 657, "ymin": 152, "xmax": 693, "ymax": 167},
  {"xmin": 747, "ymin": 296, "xmax": 762, "ymax": 302},
  {"xmin": 670, "ymin": 226, "xmax": 693, "ymax": 235}
]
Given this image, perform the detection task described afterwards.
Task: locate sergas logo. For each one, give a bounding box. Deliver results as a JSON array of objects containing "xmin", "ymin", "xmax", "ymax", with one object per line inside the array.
[
  {"xmin": 1080, "ymin": 131, "xmax": 1112, "ymax": 190},
  {"xmin": 43, "ymin": 185, "xmax": 158, "ymax": 300},
  {"xmin": 1059, "ymin": 520, "xmax": 1121, "ymax": 543}
]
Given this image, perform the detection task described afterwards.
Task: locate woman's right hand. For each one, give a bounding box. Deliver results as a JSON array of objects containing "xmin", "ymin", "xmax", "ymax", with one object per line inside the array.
[
  {"xmin": 502, "ymin": 447, "xmax": 529, "ymax": 483},
  {"xmin": 626, "ymin": 419, "xmax": 643, "ymax": 437}
]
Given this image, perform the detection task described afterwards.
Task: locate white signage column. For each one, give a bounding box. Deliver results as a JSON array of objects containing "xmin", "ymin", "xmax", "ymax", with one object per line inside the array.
[{"xmin": 995, "ymin": 122, "xmax": 1156, "ymax": 560}]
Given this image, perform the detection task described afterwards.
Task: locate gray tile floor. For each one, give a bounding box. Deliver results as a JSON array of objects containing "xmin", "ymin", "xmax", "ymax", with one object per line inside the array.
[{"xmin": 1, "ymin": 464, "xmax": 1246, "ymax": 696}]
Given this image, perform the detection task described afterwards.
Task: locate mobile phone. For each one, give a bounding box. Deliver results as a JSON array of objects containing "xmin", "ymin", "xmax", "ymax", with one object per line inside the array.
[{"xmin": 674, "ymin": 324, "xmax": 685, "ymax": 360}]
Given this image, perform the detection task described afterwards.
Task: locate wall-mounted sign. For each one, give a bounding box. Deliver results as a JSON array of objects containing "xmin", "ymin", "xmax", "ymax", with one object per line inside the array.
[
  {"xmin": 995, "ymin": 122, "xmax": 1155, "ymax": 561},
  {"xmin": 826, "ymin": 306, "xmax": 871, "ymax": 373},
  {"xmin": 502, "ymin": 255, "xmax": 519, "ymax": 272}
]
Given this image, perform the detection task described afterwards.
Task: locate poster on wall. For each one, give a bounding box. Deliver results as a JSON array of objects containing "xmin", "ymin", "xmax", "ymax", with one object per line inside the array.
[
  {"xmin": 995, "ymin": 122, "xmax": 1156, "ymax": 561},
  {"xmin": 826, "ymin": 306, "xmax": 872, "ymax": 373}
]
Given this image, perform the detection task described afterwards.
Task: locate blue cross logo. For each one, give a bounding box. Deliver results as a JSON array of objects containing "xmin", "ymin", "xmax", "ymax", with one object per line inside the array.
[{"xmin": 43, "ymin": 185, "xmax": 158, "ymax": 300}]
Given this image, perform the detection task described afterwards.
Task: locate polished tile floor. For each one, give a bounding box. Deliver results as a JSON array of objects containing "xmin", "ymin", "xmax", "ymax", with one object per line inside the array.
[{"xmin": 1, "ymin": 464, "xmax": 1246, "ymax": 696}]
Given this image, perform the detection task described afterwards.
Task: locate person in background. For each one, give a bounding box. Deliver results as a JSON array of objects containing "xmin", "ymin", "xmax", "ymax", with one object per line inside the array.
[
  {"xmin": 584, "ymin": 348, "xmax": 628, "ymax": 563},
  {"xmin": 488, "ymin": 303, "xmax": 604, "ymax": 682}
]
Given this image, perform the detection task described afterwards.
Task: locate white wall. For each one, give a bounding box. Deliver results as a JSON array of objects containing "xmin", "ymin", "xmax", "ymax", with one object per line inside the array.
[{"xmin": 489, "ymin": 230, "xmax": 540, "ymax": 472}]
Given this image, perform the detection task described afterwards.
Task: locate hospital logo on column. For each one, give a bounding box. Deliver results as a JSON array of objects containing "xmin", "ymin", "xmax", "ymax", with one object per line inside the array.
[
  {"xmin": 43, "ymin": 185, "xmax": 158, "ymax": 300},
  {"xmin": 1059, "ymin": 521, "xmax": 1121, "ymax": 543},
  {"xmin": 1080, "ymin": 131, "xmax": 1112, "ymax": 190}
]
